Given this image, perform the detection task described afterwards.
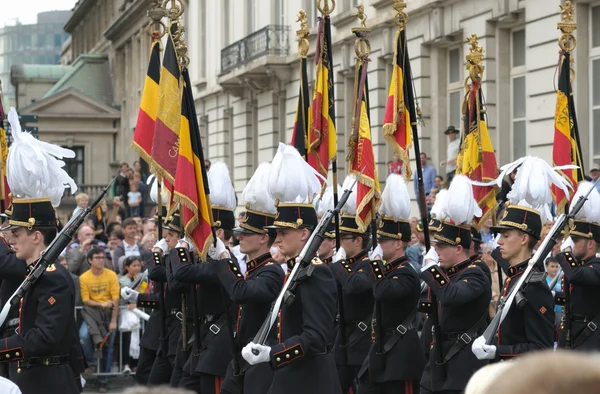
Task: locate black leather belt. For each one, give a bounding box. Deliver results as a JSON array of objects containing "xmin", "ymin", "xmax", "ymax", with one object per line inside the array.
[
  {"xmin": 441, "ymin": 312, "xmax": 487, "ymax": 363},
  {"xmin": 571, "ymin": 313, "xmax": 600, "ymax": 347},
  {"xmin": 347, "ymin": 315, "xmax": 372, "ymax": 344},
  {"xmin": 571, "ymin": 314, "xmax": 594, "ymax": 323},
  {"xmin": 201, "ymin": 314, "xmax": 227, "ymax": 348},
  {"xmin": 18, "ymin": 355, "xmax": 70, "ymax": 369}
]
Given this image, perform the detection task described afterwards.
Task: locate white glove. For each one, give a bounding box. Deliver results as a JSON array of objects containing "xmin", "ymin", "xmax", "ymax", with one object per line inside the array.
[
  {"xmin": 121, "ymin": 287, "xmax": 139, "ymax": 303},
  {"xmin": 471, "ymin": 335, "xmax": 497, "ymax": 360},
  {"xmin": 208, "ymin": 238, "xmax": 230, "ymax": 260},
  {"xmin": 333, "ymin": 247, "xmax": 346, "ymax": 264},
  {"xmin": 176, "ymin": 236, "xmax": 196, "ymax": 253},
  {"xmin": 153, "ymin": 238, "xmax": 168, "ymax": 254},
  {"xmin": 369, "ymin": 244, "xmax": 383, "ymax": 261},
  {"xmin": 241, "ymin": 342, "xmax": 271, "ymax": 365},
  {"xmin": 560, "ymin": 236, "xmax": 574, "ymax": 252},
  {"xmin": 423, "ymin": 247, "xmax": 439, "ymax": 266}
]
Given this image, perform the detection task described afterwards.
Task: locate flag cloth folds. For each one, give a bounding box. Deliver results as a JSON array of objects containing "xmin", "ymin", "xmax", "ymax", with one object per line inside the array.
[
  {"xmin": 456, "ymin": 79, "xmax": 498, "ymax": 226},
  {"xmin": 0, "ymin": 93, "xmax": 9, "ymax": 211},
  {"xmin": 152, "ymin": 24, "xmax": 182, "ymax": 202},
  {"xmin": 290, "ymin": 57, "xmax": 309, "ymax": 158},
  {"xmin": 174, "ymin": 68, "xmax": 213, "ymax": 259},
  {"xmin": 347, "ymin": 61, "xmax": 381, "ymax": 230},
  {"xmin": 552, "ymin": 51, "xmax": 584, "ymax": 214},
  {"xmin": 382, "ymin": 28, "xmax": 414, "ymax": 181},
  {"xmin": 132, "ymin": 39, "xmax": 161, "ymax": 169},
  {"xmin": 308, "ymin": 16, "xmax": 336, "ymax": 180}
]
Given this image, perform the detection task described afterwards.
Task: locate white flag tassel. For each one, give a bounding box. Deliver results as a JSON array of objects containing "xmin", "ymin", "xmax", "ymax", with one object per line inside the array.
[
  {"xmin": 379, "ymin": 174, "xmax": 411, "ymax": 222},
  {"xmin": 446, "ymin": 174, "xmax": 482, "ymax": 225},
  {"xmin": 6, "ymin": 107, "xmax": 77, "ymax": 207},
  {"xmin": 208, "ymin": 161, "xmax": 237, "ymax": 210},
  {"xmin": 242, "ymin": 162, "xmax": 277, "ymax": 215}
]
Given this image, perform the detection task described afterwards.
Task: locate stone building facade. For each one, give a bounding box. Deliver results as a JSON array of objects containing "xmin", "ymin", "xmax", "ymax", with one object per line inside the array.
[{"xmin": 185, "ymin": 0, "xmax": 600, "ymax": 203}]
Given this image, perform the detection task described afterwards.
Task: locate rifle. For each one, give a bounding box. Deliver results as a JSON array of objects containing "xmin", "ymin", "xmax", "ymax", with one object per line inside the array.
[
  {"xmin": 0, "ymin": 177, "xmax": 116, "ymax": 326},
  {"xmin": 482, "ymin": 177, "xmax": 600, "ymax": 345},
  {"xmin": 564, "ymin": 274, "xmax": 572, "ymax": 347},
  {"xmin": 252, "ymin": 175, "xmax": 360, "ymax": 349}
]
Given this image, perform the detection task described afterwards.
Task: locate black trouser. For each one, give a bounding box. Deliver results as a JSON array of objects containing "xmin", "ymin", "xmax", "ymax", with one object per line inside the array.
[
  {"xmin": 337, "ymin": 365, "xmax": 360, "ymax": 394},
  {"xmin": 420, "ymin": 388, "xmax": 460, "ymax": 394},
  {"xmin": 135, "ymin": 346, "xmax": 156, "ymax": 385},
  {"xmin": 358, "ymin": 380, "xmax": 420, "ymax": 394},
  {"xmin": 179, "ymin": 372, "xmax": 223, "ymax": 394},
  {"xmin": 121, "ymin": 331, "xmax": 138, "ymax": 368},
  {"xmin": 147, "ymin": 354, "xmax": 174, "ymax": 386}
]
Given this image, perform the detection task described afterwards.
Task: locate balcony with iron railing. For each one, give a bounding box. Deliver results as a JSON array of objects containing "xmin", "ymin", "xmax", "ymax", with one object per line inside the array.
[{"xmin": 219, "ymin": 25, "xmax": 292, "ymax": 96}]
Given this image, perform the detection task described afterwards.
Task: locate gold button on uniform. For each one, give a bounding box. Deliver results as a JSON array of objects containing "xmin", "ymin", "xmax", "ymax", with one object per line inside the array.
[
  {"xmin": 276, "ymin": 357, "xmax": 281, "ymax": 362},
  {"xmin": 294, "ymin": 350, "xmax": 299, "ymax": 355}
]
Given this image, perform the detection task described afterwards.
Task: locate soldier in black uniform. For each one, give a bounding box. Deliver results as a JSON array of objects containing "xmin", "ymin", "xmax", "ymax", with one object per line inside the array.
[
  {"xmin": 328, "ymin": 188, "xmax": 376, "ymax": 394},
  {"xmin": 240, "ymin": 143, "xmax": 340, "ymax": 394},
  {"xmin": 172, "ymin": 206, "xmax": 237, "ymax": 394},
  {"xmin": 0, "ymin": 198, "xmax": 84, "ymax": 393},
  {"xmin": 554, "ymin": 183, "xmax": 600, "ymax": 351},
  {"xmin": 357, "ymin": 174, "xmax": 425, "ymax": 394},
  {"xmin": 420, "ymin": 175, "xmax": 491, "ymax": 394},
  {"xmin": 471, "ymin": 204, "xmax": 554, "ymax": 360}
]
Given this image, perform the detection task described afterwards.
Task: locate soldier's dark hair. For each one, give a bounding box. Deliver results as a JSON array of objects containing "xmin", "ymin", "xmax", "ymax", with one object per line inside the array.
[
  {"xmin": 526, "ymin": 234, "xmax": 538, "ymax": 251},
  {"xmin": 87, "ymin": 247, "xmax": 105, "ymax": 261},
  {"xmin": 26, "ymin": 227, "xmax": 57, "ymax": 247},
  {"xmin": 223, "ymin": 229, "xmax": 233, "ymax": 241}
]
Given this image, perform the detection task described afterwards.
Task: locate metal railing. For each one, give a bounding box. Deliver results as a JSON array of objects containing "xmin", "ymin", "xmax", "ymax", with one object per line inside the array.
[{"xmin": 221, "ymin": 24, "xmax": 290, "ymax": 73}]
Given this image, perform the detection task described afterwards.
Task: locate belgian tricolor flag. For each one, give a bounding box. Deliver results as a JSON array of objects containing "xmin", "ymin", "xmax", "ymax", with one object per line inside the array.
[
  {"xmin": 0, "ymin": 91, "xmax": 9, "ymax": 212},
  {"xmin": 290, "ymin": 57, "xmax": 309, "ymax": 158},
  {"xmin": 308, "ymin": 15, "xmax": 336, "ymax": 180},
  {"xmin": 174, "ymin": 68, "xmax": 214, "ymax": 259},
  {"xmin": 382, "ymin": 28, "xmax": 414, "ymax": 181},
  {"xmin": 456, "ymin": 78, "xmax": 498, "ymax": 226},
  {"xmin": 152, "ymin": 24, "xmax": 182, "ymax": 198},
  {"xmin": 348, "ymin": 62, "xmax": 381, "ymax": 230},
  {"xmin": 552, "ymin": 51, "xmax": 584, "ymax": 214},
  {"xmin": 132, "ymin": 40, "xmax": 160, "ymax": 170}
]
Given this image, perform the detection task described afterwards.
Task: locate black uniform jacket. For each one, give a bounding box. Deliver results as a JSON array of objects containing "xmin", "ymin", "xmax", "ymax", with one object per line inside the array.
[
  {"xmin": 0, "ymin": 262, "xmax": 83, "ymax": 394},
  {"xmin": 137, "ymin": 253, "xmax": 165, "ymax": 351},
  {"xmin": 328, "ymin": 249, "xmax": 376, "ymax": 366},
  {"xmin": 363, "ymin": 256, "xmax": 425, "ymax": 383},
  {"xmin": 267, "ymin": 257, "xmax": 341, "ymax": 394},
  {"xmin": 215, "ymin": 252, "xmax": 284, "ymax": 394},
  {"xmin": 172, "ymin": 247, "xmax": 234, "ymax": 377},
  {"xmin": 494, "ymin": 259, "xmax": 554, "ymax": 359},
  {"xmin": 419, "ymin": 259, "xmax": 491, "ymax": 392},
  {"xmin": 556, "ymin": 252, "xmax": 600, "ymax": 350},
  {"xmin": 0, "ymin": 239, "xmax": 27, "ymax": 336}
]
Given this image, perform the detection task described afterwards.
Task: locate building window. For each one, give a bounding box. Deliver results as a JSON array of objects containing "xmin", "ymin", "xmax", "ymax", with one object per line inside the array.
[
  {"xmin": 512, "ymin": 29, "xmax": 526, "ymax": 67},
  {"xmin": 447, "ymin": 47, "xmax": 462, "ymax": 130},
  {"xmin": 511, "ymin": 28, "xmax": 527, "ymax": 160},
  {"xmin": 246, "ymin": 0, "xmax": 256, "ymax": 34},
  {"xmin": 308, "ymin": 0, "xmax": 318, "ymax": 28},
  {"xmin": 592, "ymin": 58, "xmax": 600, "ymax": 159},
  {"xmin": 593, "ymin": 5, "xmax": 600, "ymax": 48},
  {"xmin": 62, "ymin": 146, "xmax": 84, "ymax": 185}
]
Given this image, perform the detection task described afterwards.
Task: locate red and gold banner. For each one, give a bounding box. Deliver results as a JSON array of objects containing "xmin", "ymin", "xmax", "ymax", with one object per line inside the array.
[
  {"xmin": 174, "ymin": 68, "xmax": 213, "ymax": 259},
  {"xmin": 308, "ymin": 16, "xmax": 336, "ymax": 180},
  {"xmin": 456, "ymin": 79, "xmax": 498, "ymax": 226},
  {"xmin": 132, "ymin": 39, "xmax": 161, "ymax": 170},
  {"xmin": 151, "ymin": 24, "xmax": 182, "ymax": 203},
  {"xmin": 382, "ymin": 29, "xmax": 414, "ymax": 180},
  {"xmin": 348, "ymin": 61, "xmax": 381, "ymax": 230},
  {"xmin": 552, "ymin": 51, "xmax": 584, "ymax": 214}
]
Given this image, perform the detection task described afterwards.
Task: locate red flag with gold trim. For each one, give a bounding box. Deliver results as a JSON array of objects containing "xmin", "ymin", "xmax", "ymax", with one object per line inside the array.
[
  {"xmin": 151, "ymin": 24, "xmax": 182, "ymax": 205},
  {"xmin": 347, "ymin": 61, "xmax": 381, "ymax": 230},
  {"xmin": 552, "ymin": 52, "xmax": 584, "ymax": 214},
  {"xmin": 308, "ymin": 15, "xmax": 336, "ymax": 180},
  {"xmin": 174, "ymin": 68, "xmax": 213, "ymax": 258},
  {"xmin": 132, "ymin": 40, "xmax": 160, "ymax": 170},
  {"xmin": 383, "ymin": 29, "xmax": 414, "ymax": 180},
  {"xmin": 456, "ymin": 79, "xmax": 498, "ymax": 226},
  {"xmin": 0, "ymin": 89, "xmax": 9, "ymax": 211}
]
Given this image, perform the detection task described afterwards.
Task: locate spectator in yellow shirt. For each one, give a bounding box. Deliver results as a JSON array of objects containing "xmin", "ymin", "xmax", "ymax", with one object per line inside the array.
[{"xmin": 79, "ymin": 248, "xmax": 120, "ymax": 391}]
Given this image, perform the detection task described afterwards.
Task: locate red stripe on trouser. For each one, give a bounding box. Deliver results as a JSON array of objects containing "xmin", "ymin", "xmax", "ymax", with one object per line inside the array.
[{"xmin": 215, "ymin": 376, "xmax": 224, "ymax": 394}]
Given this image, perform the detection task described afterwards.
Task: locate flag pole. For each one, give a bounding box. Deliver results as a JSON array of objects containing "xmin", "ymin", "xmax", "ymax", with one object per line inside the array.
[{"xmin": 296, "ymin": 10, "xmax": 310, "ymax": 163}]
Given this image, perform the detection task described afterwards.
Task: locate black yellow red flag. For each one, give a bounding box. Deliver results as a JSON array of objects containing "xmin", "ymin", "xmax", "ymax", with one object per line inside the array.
[
  {"xmin": 347, "ymin": 60, "xmax": 381, "ymax": 230},
  {"xmin": 174, "ymin": 68, "xmax": 213, "ymax": 258},
  {"xmin": 132, "ymin": 40, "xmax": 161, "ymax": 170},
  {"xmin": 308, "ymin": 15, "xmax": 336, "ymax": 180},
  {"xmin": 456, "ymin": 78, "xmax": 498, "ymax": 226},
  {"xmin": 382, "ymin": 28, "xmax": 414, "ymax": 180},
  {"xmin": 290, "ymin": 57, "xmax": 309, "ymax": 158},
  {"xmin": 152, "ymin": 24, "xmax": 182, "ymax": 203},
  {"xmin": 0, "ymin": 86, "xmax": 9, "ymax": 211},
  {"xmin": 552, "ymin": 52, "xmax": 584, "ymax": 213}
]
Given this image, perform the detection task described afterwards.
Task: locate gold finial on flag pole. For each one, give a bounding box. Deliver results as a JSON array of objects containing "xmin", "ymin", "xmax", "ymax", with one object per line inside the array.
[
  {"xmin": 392, "ymin": 1, "xmax": 408, "ymax": 28},
  {"xmin": 466, "ymin": 33, "xmax": 485, "ymax": 82},
  {"xmin": 147, "ymin": 0, "xmax": 167, "ymax": 39},
  {"xmin": 557, "ymin": 0, "xmax": 576, "ymax": 53},
  {"xmin": 317, "ymin": 0, "xmax": 336, "ymax": 16},
  {"xmin": 297, "ymin": 10, "xmax": 310, "ymax": 58}
]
